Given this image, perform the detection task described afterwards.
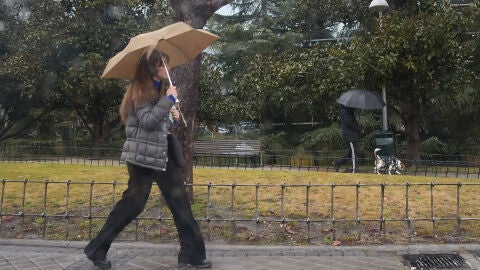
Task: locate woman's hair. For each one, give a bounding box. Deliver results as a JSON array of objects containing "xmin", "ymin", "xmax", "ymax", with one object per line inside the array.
[{"xmin": 119, "ymin": 49, "xmax": 169, "ymax": 124}]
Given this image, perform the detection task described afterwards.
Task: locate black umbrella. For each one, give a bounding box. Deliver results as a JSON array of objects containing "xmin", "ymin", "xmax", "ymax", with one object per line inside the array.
[{"xmin": 336, "ymin": 89, "xmax": 385, "ymax": 110}]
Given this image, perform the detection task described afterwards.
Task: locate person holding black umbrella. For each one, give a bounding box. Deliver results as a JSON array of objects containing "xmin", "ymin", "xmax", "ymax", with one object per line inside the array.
[
  {"xmin": 333, "ymin": 89, "xmax": 384, "ymax": 173},
  {"xmin": 333, "ymin": 105, "xmax": 362, "ymax": 173}
]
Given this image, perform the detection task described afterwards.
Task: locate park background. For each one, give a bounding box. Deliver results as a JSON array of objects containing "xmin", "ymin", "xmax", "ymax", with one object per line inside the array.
[
  {"xmin": 0, "ymin": 0, "xmax": 479, "ymax": 248},
  {"xmin": 0, "ymin": 0, "xmax": 479, "ymax": 163}
]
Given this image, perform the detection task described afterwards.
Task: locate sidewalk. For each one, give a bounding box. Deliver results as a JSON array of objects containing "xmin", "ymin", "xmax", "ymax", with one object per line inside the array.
[{"xmin": 0, "ymin": 239, "xmax": 478, "ymax": 269}]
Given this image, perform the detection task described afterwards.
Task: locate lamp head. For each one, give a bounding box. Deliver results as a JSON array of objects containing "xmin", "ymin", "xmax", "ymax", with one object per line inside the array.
[{"xmin": 369, "ymin": 0, "xmax": 389, "ymax": 12}]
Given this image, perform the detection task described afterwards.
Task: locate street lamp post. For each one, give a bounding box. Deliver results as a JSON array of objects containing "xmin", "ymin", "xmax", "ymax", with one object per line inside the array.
[{"xmin": 369, "ymin": 0, "xmax": 389, "ymax": 131}]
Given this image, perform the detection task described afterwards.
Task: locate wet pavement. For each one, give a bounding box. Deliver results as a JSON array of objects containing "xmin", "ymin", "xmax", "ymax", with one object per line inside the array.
[{"xmin": 0, "ymin": 239, "xmax": 478, "ymax": 269}]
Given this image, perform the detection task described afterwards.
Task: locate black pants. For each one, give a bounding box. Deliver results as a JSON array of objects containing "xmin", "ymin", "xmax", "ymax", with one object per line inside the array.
[
  {"xmin": 85, "ymin": 136, "xmax": 206, "ymax": 264},
  {"xmin": 334, "ymin": 141, "xmax": 359, "ymax": 173}
]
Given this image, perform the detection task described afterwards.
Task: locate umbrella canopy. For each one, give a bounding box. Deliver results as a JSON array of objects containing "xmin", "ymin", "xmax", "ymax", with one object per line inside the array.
[
  {"xmin": 336, "ymin": 89, "xmax": 385, "ymax": 110},
  {"xmin": 102, "ymin": 22, "xmax": 219, "ymax": 80}
]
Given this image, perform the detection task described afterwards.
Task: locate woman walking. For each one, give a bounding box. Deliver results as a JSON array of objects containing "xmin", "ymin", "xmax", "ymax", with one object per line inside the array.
[{"xmin": 84, "ymin": 49, "xmax": 211, "ymax": 269}]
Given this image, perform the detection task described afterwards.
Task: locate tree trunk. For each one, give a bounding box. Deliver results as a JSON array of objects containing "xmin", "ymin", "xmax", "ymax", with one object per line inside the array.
[
  {"xmin": 172, "ymin": 60, "xmax": 200, "ymax": 201},
  {"xmin": 169, "ymin": 0, "xmax": 232, "ymax": 200},
  {"xmin": 91, "ymin": 115, "xmax": 104, "ymax": 143}
]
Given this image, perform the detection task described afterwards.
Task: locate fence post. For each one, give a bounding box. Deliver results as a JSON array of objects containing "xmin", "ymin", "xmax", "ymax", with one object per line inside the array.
[
  {"xmin": 456, "ymin": 182, "xmax": 461, "ymax": 236},
  {"xmin": 380, "ymin": 182, "xmax": 386, "ymax": 235},
  {"xmin": 430, "ymin": 181, "xmax": 436, "ymax": 237},
  {"xmin": 405, "ymin": 182, "xmax": 411, "ymax": 242}
]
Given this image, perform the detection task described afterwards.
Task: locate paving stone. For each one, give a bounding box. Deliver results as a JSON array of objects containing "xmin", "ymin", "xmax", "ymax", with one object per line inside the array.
[{"xmin": 0, "ymin": 240, "xmax": 477, "ymax": 270}]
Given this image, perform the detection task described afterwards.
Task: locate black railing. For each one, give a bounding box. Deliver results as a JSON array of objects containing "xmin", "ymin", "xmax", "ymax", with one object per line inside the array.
[
  {"xmin": 0, "ymin": 179, "xmax": 478, "ymax": 244},
  {"xmin": 1, "ymin": 144, "xmax": 480, "ymax": 179}
]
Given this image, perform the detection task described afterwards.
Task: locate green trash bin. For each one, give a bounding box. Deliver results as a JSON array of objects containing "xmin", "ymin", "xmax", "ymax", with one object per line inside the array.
[{"xmin": 375, "ymin": 130, "xmax": 395, "ymax": 156}]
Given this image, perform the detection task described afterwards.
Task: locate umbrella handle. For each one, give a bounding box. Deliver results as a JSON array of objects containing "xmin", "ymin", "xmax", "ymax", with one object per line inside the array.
[
  {"xmin": 169, "ymin": 102, "xmax": 187, "ymax": 127},
  {"xmin": 160, "ymin": 54, "xmax": 174, "ymax": 87},
  {"xmin": 176, "ymin": 102, "xmax": 187, "ymax": 127},
  {"xmin": 161, "ymin": 53, "xmax": 182, "ymax": 104},
  {"xmin": 160, "ymin": 51, "xmax": 187, "ymax": 127},
  {"xmin": 164, "ymin": 64, "xmax": 174, "ymax": 87}
]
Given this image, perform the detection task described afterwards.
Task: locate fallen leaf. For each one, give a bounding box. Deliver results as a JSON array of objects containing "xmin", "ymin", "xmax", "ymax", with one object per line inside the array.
[
  {"xmin": 286, "ymin": 225, "xmax": 297, "ymax": 234},
  {"xmin": 1, "ymin": 216, "xmax": 14, "ymax": 222}
]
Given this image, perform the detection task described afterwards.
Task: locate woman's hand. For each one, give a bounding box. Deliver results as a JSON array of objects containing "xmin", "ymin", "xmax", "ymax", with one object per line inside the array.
[
  {"xmin": 166, "ymin": 86, "xmax": 178, "ymax": 99},
  {"xmin": 170, "ymin": 109, "xmax": 180, "ymax": 121}
]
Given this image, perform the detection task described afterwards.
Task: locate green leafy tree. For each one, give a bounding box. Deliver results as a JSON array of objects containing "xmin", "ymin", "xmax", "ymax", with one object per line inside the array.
[
  {"xmin": 209, "ymin": 0, "xmax": 479, "ymax": 161},
  {"xmin": 0, "ymin": 0, "xmax": 173, "ymax": 143},
  {"xmin": 198, "ymin": 54, "xmax": 247, "ymax": 125},
  {"xmin": 356, "ymin": 1, "xmax": 479, "ymax": 160},
  {"xmin": 0, "ymin": 0, "xmax": 64, "ymax": 142},
  {"xmin": 201, "ymin": 0, "xmax": 307, "ymax": 125},
  {"xmin": 426, "ymin": 7, "xmax": 480, "ymax": 154},
  {"xmin": 62, "ymin": 53, "xmax": 124, "ymax": 142},
  {"xmin": 58, "ymin": 0, "xmax": 172, "ymax": 143},
  {"xmin": 200, "ymin": 0, "xmax": 378, "ymax": 137}
]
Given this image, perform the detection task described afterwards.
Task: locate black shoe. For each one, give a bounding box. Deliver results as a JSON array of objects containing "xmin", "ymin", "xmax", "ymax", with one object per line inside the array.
[
  {"xmin": 178, "ymin": 259, "xmax": 212, "ymax": 269},
  {"xmin": 91, "ymin": 258, "xmax": 112, "ymax": 269},
  {"xmin": 85, "ymin": 247, "xmax": 111, "ymax": 269}
]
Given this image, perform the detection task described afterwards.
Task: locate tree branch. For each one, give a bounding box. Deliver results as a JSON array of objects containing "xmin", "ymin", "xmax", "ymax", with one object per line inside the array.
[
  {"xmin": 75, "ymin": 108, "xmax": 94, "ymax": 135},
  {"xmin": 210, "ymin": 0, "xmax": 233, "ymax": 12},
  {"xmin": 0, "ymin": 108, "xmax": 53, "ymax": 142}
]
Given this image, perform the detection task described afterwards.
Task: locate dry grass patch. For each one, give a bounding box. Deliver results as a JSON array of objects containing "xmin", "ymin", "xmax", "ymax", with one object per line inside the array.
[{"xmin": 0, "ymin": 163, "xmax": 478, "ymax": 244}]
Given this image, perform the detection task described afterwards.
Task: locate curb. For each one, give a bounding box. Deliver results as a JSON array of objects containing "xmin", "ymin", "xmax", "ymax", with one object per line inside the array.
[{"xmin": 0, "ymin": 239, "xmax": 479, "ymax": 256}]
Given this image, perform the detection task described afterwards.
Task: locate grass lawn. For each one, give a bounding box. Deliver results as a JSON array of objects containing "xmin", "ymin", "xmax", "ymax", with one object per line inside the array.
[{"xmin": 0, "ymin": 163, "xmax": 478, "ymax": 244}]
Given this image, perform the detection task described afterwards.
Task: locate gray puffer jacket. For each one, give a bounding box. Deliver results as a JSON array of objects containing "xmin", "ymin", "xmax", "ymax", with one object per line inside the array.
[{"xmin": 120, "ymin": 95, "xmax": 174, "ymax": 171}]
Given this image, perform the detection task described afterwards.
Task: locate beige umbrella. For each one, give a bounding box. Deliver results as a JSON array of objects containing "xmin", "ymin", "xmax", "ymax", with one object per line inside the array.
[{"xmin": 101, "ymin": 22, "xmax": 219, "ymax": 80}]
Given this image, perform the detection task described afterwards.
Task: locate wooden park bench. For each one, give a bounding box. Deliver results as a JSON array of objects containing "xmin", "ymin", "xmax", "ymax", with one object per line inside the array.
[{"xmin": 193, "ymin": 140, "xmax": 261, "ymax": 167}]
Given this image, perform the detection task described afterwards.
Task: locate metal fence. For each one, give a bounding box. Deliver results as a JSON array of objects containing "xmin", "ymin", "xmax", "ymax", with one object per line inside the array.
[
  {"xmin": 0, "ymin": 178, "xmax": 478, "ymax": 244},
  {"xmin": 193, "ymin": 153, "xmax": 480, "ymax": 179},
  {"xmin": 1, "ymin": 144, "xmax": 479, "ymax": 179}
]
